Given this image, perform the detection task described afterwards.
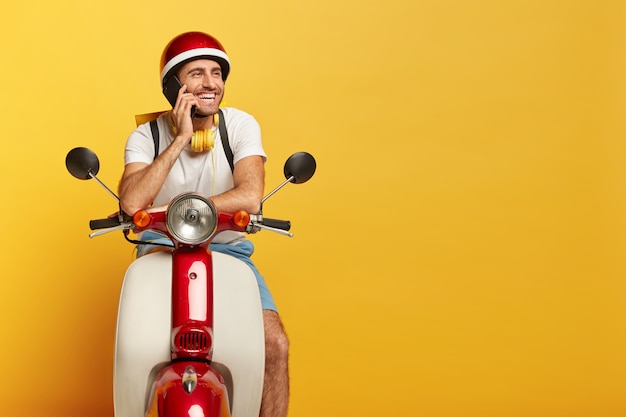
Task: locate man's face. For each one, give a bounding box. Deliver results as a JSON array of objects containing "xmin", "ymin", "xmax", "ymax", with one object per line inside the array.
[{"xmin": 176, "ymin": 59, "xmax": 225, "ymax": 116}]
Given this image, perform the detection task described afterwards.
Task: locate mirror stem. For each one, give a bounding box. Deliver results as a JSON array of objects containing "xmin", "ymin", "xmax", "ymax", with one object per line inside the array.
[
  {"xmin": 260, "ymin": 175, "xmax": 295, "ymax": 207},
  {"xmin": 89, "ymin": 171, "xmax": 120, "ymax": 201}
]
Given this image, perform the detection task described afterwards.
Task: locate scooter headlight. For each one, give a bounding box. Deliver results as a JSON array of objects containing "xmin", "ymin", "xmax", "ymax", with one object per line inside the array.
[{"xmin": 167, "ymin": 194, "xmax": 218, "ymax": 245}]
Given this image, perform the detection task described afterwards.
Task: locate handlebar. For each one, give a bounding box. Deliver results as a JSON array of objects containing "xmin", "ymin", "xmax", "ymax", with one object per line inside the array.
[
  {"xmin": 88, "ymin": 210, "xmax": 294, "ymax": 239},
  {"xmin": 260, "ymin": 218, "xmax": 291, "ymax": 231},
  {"xmin": 89, "ymin": 218, "xmax": 121, "ymax": 230}
]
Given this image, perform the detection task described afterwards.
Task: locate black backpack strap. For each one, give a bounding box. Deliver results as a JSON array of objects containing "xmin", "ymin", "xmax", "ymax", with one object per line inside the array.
[
  {"xmin": 150, "ymin": 119, "xmax": 159, "ymax": 161},
  {"xmin": 218, "ymin": 109, "xmax": 234, "ymax": 173}
]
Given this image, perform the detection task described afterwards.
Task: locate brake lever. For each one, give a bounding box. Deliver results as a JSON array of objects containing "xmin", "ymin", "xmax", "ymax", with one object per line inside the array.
[{"xmin": 89, "ymin": 223, "xmax": 134, "ymax": 238}]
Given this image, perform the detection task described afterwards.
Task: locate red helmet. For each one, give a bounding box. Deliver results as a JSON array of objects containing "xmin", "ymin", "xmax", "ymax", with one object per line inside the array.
[{"xmin": 160, "ymin": 31, "xmax": 230, "ymax": 87}]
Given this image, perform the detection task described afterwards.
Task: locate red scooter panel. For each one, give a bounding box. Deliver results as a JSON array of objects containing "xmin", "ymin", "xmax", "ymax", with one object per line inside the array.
[
  {"xmin": 171, "ymin": 246, "xmax": 214, "ymax": 361},
  {"xmin": 146, "ymin": 361, "xmax": 230, "ymax": 417}
]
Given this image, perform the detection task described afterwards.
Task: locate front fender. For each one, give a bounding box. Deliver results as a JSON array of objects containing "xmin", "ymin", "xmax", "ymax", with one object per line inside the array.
[{"xmin": 146, "ymin": 362, "xmax": 230, "ymax": 417}]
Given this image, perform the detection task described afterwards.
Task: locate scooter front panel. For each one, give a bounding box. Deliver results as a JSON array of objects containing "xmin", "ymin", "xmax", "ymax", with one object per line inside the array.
[{"xmin": 114, "ymin": 251, "xmax": 264, "ymax": 417}]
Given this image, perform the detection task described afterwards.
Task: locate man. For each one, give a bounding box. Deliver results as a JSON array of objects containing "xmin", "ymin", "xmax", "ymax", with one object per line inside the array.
[{"xmin": 118, "ymin": 31, "xmax": 289, "ymax": 417}]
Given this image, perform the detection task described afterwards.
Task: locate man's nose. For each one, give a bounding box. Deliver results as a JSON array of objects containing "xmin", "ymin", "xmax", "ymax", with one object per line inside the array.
[{"xmin": 203, "ymin": 74, "xmax": 216, "ymax": 88}]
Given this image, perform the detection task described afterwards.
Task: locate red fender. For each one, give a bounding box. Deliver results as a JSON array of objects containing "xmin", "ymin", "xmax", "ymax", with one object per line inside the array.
[{"xmin": 146, "ymin": 361, "xmax": 230, "ymax": 417}]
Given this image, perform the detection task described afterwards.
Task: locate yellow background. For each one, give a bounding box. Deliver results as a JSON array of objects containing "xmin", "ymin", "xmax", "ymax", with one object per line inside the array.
[{"xmin": 1, "ymin": 1, "xmax": 625, "ymax": 416}]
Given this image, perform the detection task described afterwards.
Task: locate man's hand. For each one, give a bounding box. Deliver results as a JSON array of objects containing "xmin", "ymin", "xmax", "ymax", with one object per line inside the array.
[{"xmin": 170, "ymin": 84, "xmax": 197, "ymax": 142}]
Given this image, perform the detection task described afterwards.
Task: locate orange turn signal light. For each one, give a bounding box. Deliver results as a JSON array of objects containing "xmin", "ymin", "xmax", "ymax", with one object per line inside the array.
[
  {"xmin": 232, "ymin": 210, "xmax": 250, "ymax": 228},
  {"xmin": 133, "ymin": 210, "xmax": 152, "ymax": 228}
]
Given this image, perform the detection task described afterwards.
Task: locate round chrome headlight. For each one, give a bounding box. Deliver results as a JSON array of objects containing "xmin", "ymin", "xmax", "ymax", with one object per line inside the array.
[{"xmin": 167, "ymin": 194, "xmax": 218, "ymax": 245}]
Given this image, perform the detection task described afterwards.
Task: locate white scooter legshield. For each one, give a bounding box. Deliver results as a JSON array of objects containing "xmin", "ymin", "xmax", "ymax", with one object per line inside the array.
[{"xmin": 113, "ymin": 251, "xmax": 265, "ymax": 417}]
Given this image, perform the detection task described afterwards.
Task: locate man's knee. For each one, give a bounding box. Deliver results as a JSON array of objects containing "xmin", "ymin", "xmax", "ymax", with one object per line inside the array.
[
  {"xmin": 263, "ymin": 311, "xmax": 290, "ymax": 361},
  {"xmin": 268, "ymin": 329, "xmax": 289, "ymax": 360}
]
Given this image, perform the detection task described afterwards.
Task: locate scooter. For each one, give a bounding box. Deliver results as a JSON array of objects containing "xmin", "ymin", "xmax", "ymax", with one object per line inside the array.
[{"xmin": 65, "ymin": 147, "xmax": 316, "ymax": 417}]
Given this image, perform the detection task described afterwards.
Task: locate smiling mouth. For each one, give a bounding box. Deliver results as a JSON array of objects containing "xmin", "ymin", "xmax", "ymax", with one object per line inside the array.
[{"xmin": 198, "ymin": 92, "xmax": 217, "ymax": 103}]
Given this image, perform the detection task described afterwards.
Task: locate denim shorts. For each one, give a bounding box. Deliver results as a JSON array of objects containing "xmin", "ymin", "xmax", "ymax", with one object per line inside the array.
[{"xmin": 137, "ymin": 231, "xmax": 277, "ymax": 312}]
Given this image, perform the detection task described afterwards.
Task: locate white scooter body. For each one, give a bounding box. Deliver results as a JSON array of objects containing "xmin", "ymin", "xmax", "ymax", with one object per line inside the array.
[{"xmin": 113, "ymin": 250, "xmax": 265, "ymax": 417}]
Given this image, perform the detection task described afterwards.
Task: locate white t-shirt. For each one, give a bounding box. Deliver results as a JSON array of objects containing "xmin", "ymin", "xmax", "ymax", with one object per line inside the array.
[{"xmin": 124, "ymin": 107, "xmax": 267, "ymax": 244}]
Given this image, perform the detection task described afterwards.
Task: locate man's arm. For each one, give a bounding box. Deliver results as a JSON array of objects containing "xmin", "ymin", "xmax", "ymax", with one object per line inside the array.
[
  {"xmin": 120, "ymin": 85, "xmax": 196, "ymax": 215},
  {"xmin": 118, "ymin": 133, "xmax": 190, "ymax": 214},
  {"xmin": 210, "ymin": 155, "xmax": 265, "ymax": 214}
]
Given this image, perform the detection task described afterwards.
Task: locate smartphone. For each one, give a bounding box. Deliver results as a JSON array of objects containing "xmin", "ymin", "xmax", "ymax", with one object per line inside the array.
[{"xmin": 163, "ymin": 75, "xmax": 196, "ymax": 116}]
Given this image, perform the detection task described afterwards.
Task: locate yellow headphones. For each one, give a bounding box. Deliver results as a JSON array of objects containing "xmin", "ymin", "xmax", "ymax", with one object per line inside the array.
[
  {"xmin": 170, "ymin": 112, "xmax": 219, "ymax": 152},
  {"xmin": 190, "ymin": 126, "xmax": 215, "ymax": 152}
]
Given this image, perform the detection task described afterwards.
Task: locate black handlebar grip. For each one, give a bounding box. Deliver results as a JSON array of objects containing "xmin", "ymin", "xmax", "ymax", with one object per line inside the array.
[
  {"xmin": 89, "ymin": 218, "xmax": 121, "ymax": 230},
  {"xmin": 262, "ymin": 218, "xmax": 291, "ymax": 231}
]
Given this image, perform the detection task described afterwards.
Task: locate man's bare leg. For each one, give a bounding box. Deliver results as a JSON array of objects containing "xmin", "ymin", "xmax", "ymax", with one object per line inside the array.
[{"xmin": 260, "ymin": 310, "xmax": 290, "ymax": 417}]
